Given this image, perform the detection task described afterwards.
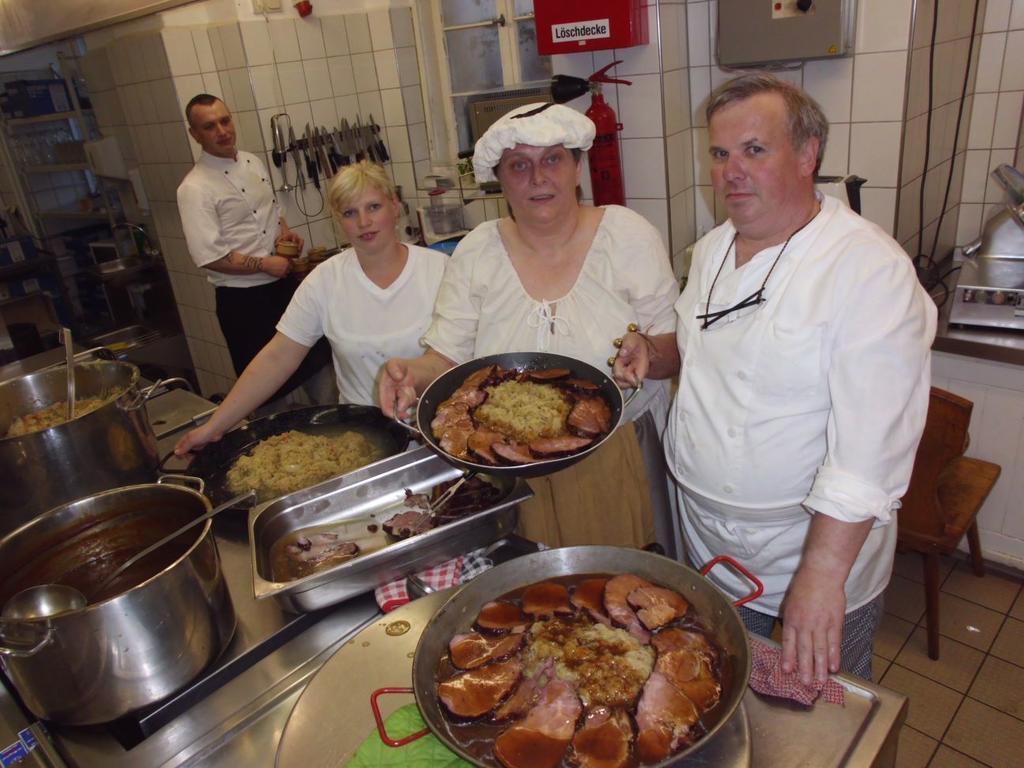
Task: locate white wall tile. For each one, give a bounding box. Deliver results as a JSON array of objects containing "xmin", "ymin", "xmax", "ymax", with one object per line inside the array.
[
  {"xmin": 660, "ymin": 3, "xmax": 688, "ymax": 72},
  {"xmin": 905, "ymin": 46, "xmax": 929, "ymax": 118},
  {"xmin": 976, "ymin": 33, "xmax": 1007, "ymax": 93},
  {"xmin": 993, "ymin": 90, "xmax": 1024, "ymax": 147},
  {"xmin": 351, "ymin": 53, "xmax": 378, "ymax": 93},
  {"xmin": 692, "ymin": 126, "xmax": 710, "ymax": 185},
  {"xmin": 208, "ymin": 26, "xmax": 226, "ymax": 70},
  {"xmin": 968, "ymin": 91, "xmax": 999, "ymax": 147},
  {"xmin": 357, "ymin": 92, "xmax": 384, "ymax": 123},
  {"xmin": 663, "ymin": 68, "xmax": 687, "ymax": 136},
  {"xmin": 985, "ymin": 147, "xmax": 1016, "ymax": 201},
  {"xmin": 669, "ymin": 188, "xmax": 696, "ymax": 264},
  {"xmin": 368, "ymin": 10, "xmax": 394, "ymax": 51},
  {"xmin": 220, "ymin": 25, "xmax": 246, "ymax": 69},
  {"xmin": 240, "ymin": 20, "xmax": 274, "ymax": 67},
  {"xmin": 296, "ymin": 17, "xmax": 326, "ymax": 60},
  {"xmin": 956, "ymin": 202, "xmax": 984, "ymax": 244},
  {"xmin": 310, "ymin": 98, "xmax": 337, "ymax": 128},
  {"xmin": 615, "ymin": 6, "xmax": 661, "ymax": 76},
  {"xmin": 154, "ymin": 78, "xmax": 182, "ymax": 123},
  {"xmin": 335, "ymin": 95, "xmax": 359, "ymax": 122},
  {"xmin": 234, "ymin": 110, "xmax": 264, "ymax": 153},
  {"xmin": 621, "ymin": 138, "xmax": 667, "ymax": 198},
  {"xmin": 401, "ymin": 85, "xmax": 425, "ymax": 124},
  {"xmin": 695, "ymin": 185, "xmax": 716, "ymax": 236},
  {"xmin": 1001, "ymin": 30, "xmax": 1024, "ymax": 89},
  {"xmin": 935, "ymin": 0, "xmax": 962, "ymax": 43},
  {"xmin": 269, "ymin": 19, "xmax": 301, "ymax": 63},
  {"xmin": 900, "ymin": 112, "xmax": 927, "ymax": 181},
  {"xmin": 385, "ymin": 125, "xmax": 412, "ymax": 162},
  {"xmin": 858, "ymin": 187, "xmax": 897, "ymax": 234},
  {"xmin": 550, "ymin": 51, "xmax": 595, "ymax": 80},
  {"xmin": 849, "ymin": 122, "xmax": 903, "ymax": 186},
  {"xmin": 396, "ymin": 47, "xmax": 420, "ymax": 87},
  {"xmin": 855, "ymin": 0, "xmax": 913, "ymax": 53},
  {"xmin": 1012, "ymin": 0, "xmax": 1024, "ymax": 29},
  {"xmin": 227, "ymin": 68, "xmax": 255, "ymax": 111},
  {"xmin": 962, "ymin": 149, "xmax": 991, "ymax": 202},
  {"xmin": 374, "ymin": 50, "xmax": 401, "ymax": 90},
  {"xmin": 328, "ymin": 56, "xmax": 355, "ymax": 96},
  {"xmin": 688, "ymin": 2, "xmax": 711, "ymax": 66},
  {"xmin": 666, "ymin": 130, "xmax": 687, "ymax": 196},
  {"xmin": 619, "ymin": 74, "xmax": 664, "ymax": 138},
  {"xmin": 322, "ymin": 15, "xmax": 350, "ymax": 57},
  {"xmin": 193, "ymin": 29, "xmax": 216, "ymax": 73},
  {"xmin": 820, "ymin": 122, "xmax": 850, "ymax": 177},
  {"xmin": 346, "ymin": 14, "xmax": 372, "ymax": 55},
  {"xmin": 627, "ymin": 198, "xmax": 669, "ymax": 250},
  {"xmin": 851, "ymin": 51, "xmax": 908, "ymax": 121},
  {"xmin": 250, "ymin": 64, "xmax": 282, "ymax": 109},
  {"xmin": 304, "ymin": 59, "xmax": 332, "ymax": 101},
  {"xmin": 278, "ymin": 61, "xmax": 309, "ymax": 105},
  {"xmin": 381, "ymin": 88, "xmax": 405, "ymax": 126},
  {"xmin": 802, "ymin": 57, "xmax": 854, "ymax": 123},
  {"xmin": 162, "ymin": 28, "xmax": 199, "ymax": 76},
  {"xmin": 985, "ymin": 0, "xmax": 1014, "ymax": 32},
  {"xmin": 689, "ymin": 67, "xmax": 711, "ymax": 126},
  {"xmin": 390, "ymin": 8, "xmax": 416, "ymax": 48},
  {"xmin": 407, "ymin": 121, "xmax": 429, "ymax": 161}
]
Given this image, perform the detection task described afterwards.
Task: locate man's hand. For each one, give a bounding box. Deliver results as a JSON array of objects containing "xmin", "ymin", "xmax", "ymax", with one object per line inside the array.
[
  {"xmin": 260, "ymin": 255, "xmax": 292, "ymax": 278},
  {"xmin": 380, "ymin": 359, "xmax": 417, "ymax": 418},
  {"xmin": 278, "ymin": 225, "xmax": 304, "ymax": 252},
  {"xmin": 780, "ymin": 567, "xmax": 846, "ymax": 685},
  {"xmin": 613, "ymin": 331, "xmax": 651, "ymax": 388}
]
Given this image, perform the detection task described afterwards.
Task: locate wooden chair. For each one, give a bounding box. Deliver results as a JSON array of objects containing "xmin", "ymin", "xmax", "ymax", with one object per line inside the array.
[{"xmin": 897, "ymin": 387, "xmax": 1001, "ymax": 660}]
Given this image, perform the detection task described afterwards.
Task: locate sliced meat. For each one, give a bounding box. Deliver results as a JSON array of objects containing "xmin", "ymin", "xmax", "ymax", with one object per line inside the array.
[
  {"xmin": 468, "ymin": 426, "xmax": 506, "ymax": 465},
  {"xmin": 492, "ymin": 442, "xmax": 539, "ymax": 465},
  {"xmin": 560, "ymin": 378, "xmax": 602, "ymax": 395},
  {"xmin": 449, "ymin": 632, "xmax": 526, "ymax": 670},
  {"xmin": 494, "ymin": 678, "xmax": 581, "ymax": 768},
  {"xmin": 571, "ymin": 707, "xmax": 634, "ymax": 768},
  {"xmin": 437, "ymin": 411, "xmax": 475, "ymax": 460},
  {"xmin": 526, "ymin": 368, "xmax": 571, "ymax": 382},
  {"xmin": 652, "ymin": 629, "xmax": 721, "ymax": 711},
  {"xmin": 381, "ymin": 510, "xmax": 433, "ymax": 539},
  {"xmin": 571, "ymin": 578, "xmax": 612, "ymax": 626},
  {"xmin": 634, "ymin": 671, "xmax": 701, "ymax": 763},
  {"xmin": 521, "ymin": 581, "xmax": 573, "ymax": 618},
  {"xmin": 603, "ymin": 575, "xmax": 653, "ymax": 644},
  {"xmin": 285, "ymin": 533, "xmax": 358, "ymax": 563},
  {"xmin": 627, "ymin": 585, "xmax": 690, "ymax": 630},
  {"xmin": 476, "ymin": 601, "xmax": 532, "ymax": 633},
  {"xmin": 493, "ymin": 658, "xmax": 555, "ymax": 722},
  {"xmin": 462, "ymin": 364, "xmax": 497, "ymax": 390},
  {"xmin": 567, "ymin": 397, "xmax": 612, "ymax": 438},
  {"xmin": 437, "ymin": 657, "xmax": 522, "ymax": 719},
  {"xmin": 528, "ymin": 435, "xmax": 594, "ymax": 458},
  {"xmin": 431, "ymin": 400, "xmax": 469, "ymax": 432}
]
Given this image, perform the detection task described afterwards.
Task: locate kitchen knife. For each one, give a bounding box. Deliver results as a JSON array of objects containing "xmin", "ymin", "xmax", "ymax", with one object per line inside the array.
[
  {"xmin": 355, "ymin": 116, "xmax": 376, "ymax": 163},
  {"xmin": 318, "ymin": 126, "xmax": 337, "ymax": 175},
  {"xmin": 368, "ymin": 114, "xmax": 390, "ymax": 163},
  {"xmin": 303, "ymin": 124, "xmax": 320, "ymax": 190},
  {"xmin": 288, "ymin": 125, "xmax": 305, "ymax": 189},
  {"xmin": 331, "ymin": 128, "xmax": 350, "ymax": 167},
  {"xmin": 342, "ymin": 118, "xmax": 363, "ymax": 162}
]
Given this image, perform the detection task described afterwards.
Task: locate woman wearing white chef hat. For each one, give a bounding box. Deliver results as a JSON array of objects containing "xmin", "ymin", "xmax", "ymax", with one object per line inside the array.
[{"xmin": 379, "ymin": 102, "xmax": 681, "ymax": 552}]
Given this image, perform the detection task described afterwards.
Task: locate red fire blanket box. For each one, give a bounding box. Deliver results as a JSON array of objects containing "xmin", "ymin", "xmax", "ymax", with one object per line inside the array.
[{"xmin": 533, "ymin": 0, "xmax": 649, "ymax": 55}]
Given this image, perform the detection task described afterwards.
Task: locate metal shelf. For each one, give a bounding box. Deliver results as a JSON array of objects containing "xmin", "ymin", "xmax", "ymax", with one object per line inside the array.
[
  {"xmin": 4, "ymin": 109, "xmax": 93, "ymax": 127},
  {"xmin": 25, "ymin": 162, "xmax": 90, "ymax": 173}
]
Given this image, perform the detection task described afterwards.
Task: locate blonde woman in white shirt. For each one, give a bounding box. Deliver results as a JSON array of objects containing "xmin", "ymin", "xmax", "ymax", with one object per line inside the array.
[
  {"xmin": 379, "ymin": 104, "xmax": 680, "ymax": 550},
  {"xmin": 176, "ymin": 161, "xmax": 446, "ymax": 456}
]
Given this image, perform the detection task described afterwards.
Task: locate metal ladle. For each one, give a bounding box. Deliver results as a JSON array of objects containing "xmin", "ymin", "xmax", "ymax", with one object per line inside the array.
[
  {"xmin": 62, "ymin": 327, "xmax": 75, "ymax": 421},
  {"xmin": 2, "ymin": 584, "xmax": 86, "ymax": 621}
]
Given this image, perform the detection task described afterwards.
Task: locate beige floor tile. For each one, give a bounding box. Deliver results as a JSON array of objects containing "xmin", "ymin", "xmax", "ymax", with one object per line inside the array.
[
  {"xmin": 929, "ymin": 745, "xmax": 989, "ymax": 767},
  {"xmin": 938, "ymin": 592, "xmax": 1005, "ymax": 652},
  {"xmin": 873, "ymin": 654, "xmax": 891, "ymax": 682},
  {"xmin": 945, "ymin": 697, "xmax": 1024, "ymax": 767},
  {"xmin": 892, "ymin": 550, "xmax": 957, "ymax": 585},
  {"xmin": 895, "ymin": 725, "xmax": 937, "ymax": 768},
  {"xmin": 1010, "ymin": 590, "xmax": 1024, "ymax": 622},
  {"xmin": 942, "ymin": 562, "xmax": 1022, "ymax": 614},
  {"xmin": 880, "ymin": 664, "xmax": 964, "ymax": 740},
  {"xmin": 877, "ymin": 613, "xmax": 916, "ymax": 660},
  {"xmin": 895, "ymin": 628, "xmax": 985, "ymax": 693},
  {"xmin": 969, "ymin": 655, "xmax": 1024, "ymax": 720},
  {"xmin": 991, "ymin": 617, "xmax": 1024, "ymax": 668},
  {"xmin": 887, "ymin": 574, "xmax": 928, "ymax": 623}
]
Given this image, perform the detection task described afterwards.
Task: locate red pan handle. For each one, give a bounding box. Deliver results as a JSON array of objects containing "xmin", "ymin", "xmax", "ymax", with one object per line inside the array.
[
  {"xmin": 370, "ymin": 687, "xmax": 429, "ymax": 747},
  {"xmin": 700, "ymin": 555, "xmax": 764, "ymax": 607}
]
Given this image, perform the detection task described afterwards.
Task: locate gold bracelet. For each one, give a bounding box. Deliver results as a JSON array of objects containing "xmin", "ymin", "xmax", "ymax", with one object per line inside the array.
[{"xmin": 608, "ymin": 323, "xmax": 641, "ymax": 367}]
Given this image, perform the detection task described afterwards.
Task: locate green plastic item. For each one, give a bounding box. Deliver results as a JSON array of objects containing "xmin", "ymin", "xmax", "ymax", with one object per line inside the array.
[{"xmin": 347, "ymin": 703, "xmax": 473, "ymax": 768}]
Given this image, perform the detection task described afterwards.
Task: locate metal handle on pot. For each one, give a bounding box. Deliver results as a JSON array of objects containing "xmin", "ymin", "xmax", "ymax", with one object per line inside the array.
[
  {"xmin": 370, "ymin": 687, "xmax": 429, "ymax": 747},
  {"xmin": 701, "ymin": 554, "xmax": 764, "ymax": 607},
  {"xmin": 0, "ymin": 621, "xmax": 54, "ymax": 658},
  {"xmin": 157, "ymin": 473, "xmax": 206, "ymax": 495},
  {"xmin": 391, "ymin": 391, "xmax": 423, "ymax": 437},
  {"xmin": 622, "ymin": 379, "xmax": 643, "ymax": 410}
]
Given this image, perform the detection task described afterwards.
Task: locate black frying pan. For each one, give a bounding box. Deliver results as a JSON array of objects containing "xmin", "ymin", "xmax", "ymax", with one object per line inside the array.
[
  {"xmin": 400, "ymin": 352, "xmax": 638, "ymax": 479},
  {"xmin": 162, "ymin": 404, "xmax": 411, "ymax": 507}
]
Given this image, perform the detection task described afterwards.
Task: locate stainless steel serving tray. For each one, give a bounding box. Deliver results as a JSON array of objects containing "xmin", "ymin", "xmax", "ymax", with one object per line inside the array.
[{"xmin": 248, "ymin": 446, "xmax": 531, "ymax": 612}]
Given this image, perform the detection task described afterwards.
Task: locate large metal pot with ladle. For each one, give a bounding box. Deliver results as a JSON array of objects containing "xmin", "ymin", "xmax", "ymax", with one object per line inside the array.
[
  {"xmin": 0, "ymin": 481, "xmax": 236, "ymax": 725},
  {"xmin": 0, "ymin": 360, "xmax": 173, "ymax": 537}
]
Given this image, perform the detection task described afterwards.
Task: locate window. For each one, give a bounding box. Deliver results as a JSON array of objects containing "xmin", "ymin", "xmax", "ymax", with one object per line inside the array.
[{"xmin": 432, "ymin": 0, "xmax": 552, "ymax": 155}]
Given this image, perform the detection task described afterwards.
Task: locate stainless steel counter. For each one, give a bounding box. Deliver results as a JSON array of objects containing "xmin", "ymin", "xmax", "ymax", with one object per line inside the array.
[
  {"xmin": 0, "ymin": 388, "xmax": 907, "ymax": 767},
  {"xmin": 934, "ymin": 265, "xmax": 1024, "ymax": 366}
]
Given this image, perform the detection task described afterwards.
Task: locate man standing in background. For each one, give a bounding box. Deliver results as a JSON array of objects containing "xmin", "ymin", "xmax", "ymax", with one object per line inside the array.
[{"xmin": 177, "ymin": 93, "xmax": 329, "ymax": 400}]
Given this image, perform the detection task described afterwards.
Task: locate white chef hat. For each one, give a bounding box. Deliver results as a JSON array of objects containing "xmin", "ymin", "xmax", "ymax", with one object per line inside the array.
[{"xmin": 472, "ymin": 103, "xmax": 596, "ymax": 183}]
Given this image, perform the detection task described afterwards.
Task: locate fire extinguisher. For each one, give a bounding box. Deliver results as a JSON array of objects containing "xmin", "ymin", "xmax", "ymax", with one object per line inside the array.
[{"xmin": 552, "ymin": 61, "xmax": 632, "ymax": 207}]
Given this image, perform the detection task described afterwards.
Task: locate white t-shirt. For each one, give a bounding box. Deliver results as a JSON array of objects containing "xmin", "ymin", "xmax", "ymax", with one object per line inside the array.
[
  {"xmin": 277, "ymin": 244, "xmax": 447, "ymax": 406},
  {"xmin": 177, "ymin": 150, "xmax": 281, "ymax": 288},
  {"xmin": 422, "ymin": 205, "xmax": 679, "ymax": 422},
  {"xmin": 666, "ymin": 194, "xmax": 937, "ymax": 614}
]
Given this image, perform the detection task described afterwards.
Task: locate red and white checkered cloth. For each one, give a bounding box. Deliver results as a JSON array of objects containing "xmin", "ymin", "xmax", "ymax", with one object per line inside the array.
[
  {"xmin": 747, "ymin": 635, "xmax": 845, "ymax": 705},
  {"xmin": 374, "ymin": 546, "xmax": 495, "ymax": 613}
]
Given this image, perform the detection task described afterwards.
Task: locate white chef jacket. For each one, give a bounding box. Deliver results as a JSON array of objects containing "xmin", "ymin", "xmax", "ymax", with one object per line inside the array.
[
  {"xmin": 666, "ymin": 194, "xmax": 936, "ymax": 614},
  {"xmin": 176, "ymin": 150, "xmax": 282, "ymax": 288},
  {"xmin": 276, "ymin": 244, "xmax": 446, "ymax": 406},
  {"xmin": 423, "ymin": 205, "xmax": 679, "ymax": 422}
]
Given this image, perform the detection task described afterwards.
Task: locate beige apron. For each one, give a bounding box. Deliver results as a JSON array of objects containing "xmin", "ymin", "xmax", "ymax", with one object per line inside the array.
[{"xmin": 515, "ymin": 424, "xmax": 656, "ymax": 549}]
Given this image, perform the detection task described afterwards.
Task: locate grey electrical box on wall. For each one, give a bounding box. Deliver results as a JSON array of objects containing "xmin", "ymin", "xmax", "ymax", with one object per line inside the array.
[{"xmin": 717, "ymin": 0, "xmax": 856, "ymax": 67}]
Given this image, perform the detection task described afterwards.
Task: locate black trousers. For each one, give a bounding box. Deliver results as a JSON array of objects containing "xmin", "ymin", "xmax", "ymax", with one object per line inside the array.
[{"xmin": 214, "ymin": 278, "xmax": 331, "ymax": 401}]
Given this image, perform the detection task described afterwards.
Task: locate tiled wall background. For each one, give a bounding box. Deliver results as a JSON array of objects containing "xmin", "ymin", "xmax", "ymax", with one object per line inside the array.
[{"xmin": 80, "ymin": 7, "xmax": 431, "ymax": 398}]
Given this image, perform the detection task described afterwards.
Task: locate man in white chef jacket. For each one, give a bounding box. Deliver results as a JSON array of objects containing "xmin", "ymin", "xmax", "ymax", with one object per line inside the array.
[
  {"xmin": 177, "ymin": 94, "xmax": 328, "ymax": 398},
  {"xmin": 616, "ymin": 74, "xmax": 937, "ymax": 683}
]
